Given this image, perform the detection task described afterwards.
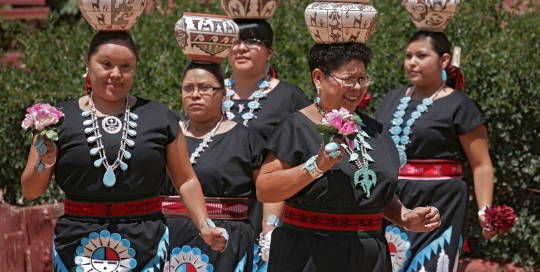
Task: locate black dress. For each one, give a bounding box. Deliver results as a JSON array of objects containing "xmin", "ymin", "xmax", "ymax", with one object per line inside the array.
[
  {"xmin": 162, "ymin": 125, "xmax": 266, "ymax": 272},
  {"xmin": 52, "ymin": 98, "xmax": 179, "ymax": 272},
  {"xmin": 376, "ymin": 86, "xmax": 485, "ymax": 272},
  {"xmin": 264, "ymin": 111, "xmax": 399, "ymax": 272}
]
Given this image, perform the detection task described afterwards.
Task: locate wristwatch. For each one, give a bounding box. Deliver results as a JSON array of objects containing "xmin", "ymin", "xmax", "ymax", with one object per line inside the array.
[{"xmin": 265, "ymin": 214, "xmax": 280, "ymax": 227}]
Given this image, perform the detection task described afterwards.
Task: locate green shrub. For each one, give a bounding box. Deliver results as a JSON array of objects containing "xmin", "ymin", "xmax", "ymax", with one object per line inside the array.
[{"xmin": 1, "ymin": 0, "xmax": 538, "ymax": 266}]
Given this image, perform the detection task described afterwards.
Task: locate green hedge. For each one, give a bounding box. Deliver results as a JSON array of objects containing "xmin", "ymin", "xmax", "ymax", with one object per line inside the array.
[{"xmin": 1, "ymin": 0, "xmax": 538, "ymax": 266}]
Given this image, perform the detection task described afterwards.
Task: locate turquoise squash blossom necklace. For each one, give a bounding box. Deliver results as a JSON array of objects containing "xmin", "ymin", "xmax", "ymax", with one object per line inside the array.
[
  {"xmin": 222, "ymin": 75, "xmax": 270, "ymax": 126},
  {"xmin": 315, "ymin": 103, "xmax": 377, "ymax": 198},
  {"xmin": 390, "ymin": 83, "xmax": 445, "ymax": 167},
  {"xmin": 82, "ymin": 94, "xmax": 137, "ymax": 187}
]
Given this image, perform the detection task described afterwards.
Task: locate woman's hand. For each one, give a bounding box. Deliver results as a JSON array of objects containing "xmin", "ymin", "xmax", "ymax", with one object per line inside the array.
[
  {"xmin": 478, "ymin": 215, "xmax": 498, "ymax": 239},
  {"xmin": 404, "ymin": 206, "xmax": 441, "ymax": 232},
  {"xmin": 316, "ymin": 138, "xmax": 345, "ymax": 172},
  {"xmin": 200, "ymin": 227, "xmax": 228, "ymax": 252}
]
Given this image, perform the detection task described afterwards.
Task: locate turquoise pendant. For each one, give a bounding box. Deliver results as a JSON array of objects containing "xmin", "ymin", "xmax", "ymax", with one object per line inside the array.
[
  {"xmin": 103, "ymin": 167, "xmax": 116, "ymax": 187},
  {"xmin": 83, "ymin": 119, "xmax": 93, "ymax": 126},
  {"xmin": 94, "ymin": 158, "xmax": 104, "ymax": 167},
  {"xmin": 124, "ymin": 138, "xmax": 135, "ymax": 147},
  {"xmin": 127, "ymin": 129, "xmax": 137, "ymax": 137},
  {"xmin": 122, "ymin": 148, "xmax": 131, "ymax": 159},
  {"xmin": 353, "ymin": 164, "xmax": 377, "ymax": 198},
  {"xmin": 118, "ymin": 159, "xmax": 128, "ymax": 171},
  {"xmin": 349, "ymin": 153, "xmax": 359, "ymax": 162}
]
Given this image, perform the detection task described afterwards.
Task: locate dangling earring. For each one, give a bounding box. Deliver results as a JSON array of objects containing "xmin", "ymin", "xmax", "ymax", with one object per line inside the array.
[
  {"xmin": 442, "ymin": 70, "xmax": 447, "ymax": 81},
  {"xmin": 265, "ymin": 57, "xmax": 271, "ymax": 74},
  {"xmin": 315, "ymin": 87, "xmax": 321, "ymax": 104},
  {"xmin": 82, "ymin": 67, "xmax": 89, "ymax": 78},
  {"xmin": 224, "ymin": 62, "xmax": 230, "ymax": 75}
]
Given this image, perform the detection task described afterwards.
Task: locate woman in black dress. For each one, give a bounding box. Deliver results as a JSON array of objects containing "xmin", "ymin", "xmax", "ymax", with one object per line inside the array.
[
  {"xmin": 376, "ymin": 31, "xmax": 496, "ymax": 272},
  {"xmin": 20, "ymin": 32, "xmax": 227, "ymax": 272},
  {"xmin": 256, "ymin": 42, "xmax": 441, "ymax": 272},
  {"xmin": 162, "ymin": 62, "xmax": 266, "ymax": 272},
  {"xmin": 224, "ymin": 19, "xmax": 312, "ymax": 259}
]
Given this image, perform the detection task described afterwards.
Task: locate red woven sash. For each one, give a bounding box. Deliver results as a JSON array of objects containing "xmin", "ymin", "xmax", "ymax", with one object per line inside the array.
[
  {"xmin": 64, "ymin": 196, "xmax": 162, "ymax": 218},
  {"xmin": 282, "ymin": 203, "xmax": 383, "ymax": 237},
  {"xmin": 399, "ymin": 160, "xmax": 462, "ymax": 178},
  {"xmin": 162, "ymin": 196, "xmax": 249, "ymax": 220}
]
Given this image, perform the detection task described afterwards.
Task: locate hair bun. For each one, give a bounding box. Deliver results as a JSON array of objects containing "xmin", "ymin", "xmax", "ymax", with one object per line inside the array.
[
  {"xmin": 304, "ymin": 1, "xmax": 378, "ymax": 44},
  {"xmin": 402, "ymin": 0, "xmax": 460, "ymax": 32},
  {"xmin": 78, "ymin": 0, "xmax": 146, "ymax": 32}
]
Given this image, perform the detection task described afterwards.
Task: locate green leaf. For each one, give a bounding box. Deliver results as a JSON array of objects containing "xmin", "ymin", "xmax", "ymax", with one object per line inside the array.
[{"xmin": 323, "ymin": 134, "xmax": 334, "ymax": 145}]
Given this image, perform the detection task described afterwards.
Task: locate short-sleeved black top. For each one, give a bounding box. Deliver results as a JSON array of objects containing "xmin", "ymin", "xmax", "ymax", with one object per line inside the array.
[
  {"xmin": 55, "ymin": 98, "xmax": 179, "ymax": 202},
  {"xmin": 162, "ymin": 124, "xmax": 266, "ymax": 198},
  {"xmin": 375, "ymin": 86, "xmax": 485, "ymax": 161},
  {"xmin": 264, "ymin": 111, "xmax": 399, "ymax": 209},
  {"xmin": 228, "ymin": 81, "xmax": 311, "ymax": 140}
]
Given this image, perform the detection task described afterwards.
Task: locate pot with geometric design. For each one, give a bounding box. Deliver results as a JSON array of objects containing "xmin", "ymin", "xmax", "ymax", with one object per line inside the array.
[
  {"xmin": 305, "ymin": 2, "xmax": 378, "ymax": 44},
  {"xmin": 175, "ymin": 12, "xmax": 239, "ymax": 63},
  {"xmin": 78, "ymin": 0, "xmax": 146, "ymax": 32},
  {"xmin": 220, "ymin": 0, "xmax": 280, "ymax": 19},
  {"xmin": 402, "ymin": 0, "xmax": 460, "ymax": 32}
]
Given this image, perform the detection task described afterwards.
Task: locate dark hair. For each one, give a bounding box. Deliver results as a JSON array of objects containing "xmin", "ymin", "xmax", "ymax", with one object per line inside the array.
[
  {"xmin": 307, "ymin": 42, "xmax": 373, "ymax": 75},
  {"xmin": 233, "ymin": 19, "xmax": 273, "ymax": 48},
  {"xmin": 408, "ymin": 31, "xmax": 451, "ymax": 65},
  {"xmin": 182, "ymin": 62, "xmax": 225, "ymax": 88},
  {"xmin": 87, "ymin": 32, "xmax": 139, "ymax": 60}
]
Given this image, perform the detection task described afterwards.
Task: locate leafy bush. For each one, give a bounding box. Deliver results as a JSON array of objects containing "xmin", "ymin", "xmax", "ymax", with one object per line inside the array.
[{"xmin": 1, "ymin": 0, "xmax": 538, "ymax": 265}]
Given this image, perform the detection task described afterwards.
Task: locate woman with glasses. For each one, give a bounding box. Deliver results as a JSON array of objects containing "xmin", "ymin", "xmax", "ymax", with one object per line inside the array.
[
  {"xmin": 225, "ymin": 19, "xmax": 311, "ymax": 261},
  {"xmin": 162, "ymin": 62, "xmax": 267, "ymax": 271},
  {"xmin": 375, "ymin": 31, "xmax": 495, "ymax": 272},
  {"xmin": 256, "ymin": 42, "xmax": 441, "ymax": 272}
]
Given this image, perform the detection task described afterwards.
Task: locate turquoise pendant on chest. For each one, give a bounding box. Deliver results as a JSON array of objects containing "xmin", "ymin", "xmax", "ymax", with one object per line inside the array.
[
  {"xmin": 82, "ymin": 98, "xmax": 137, "ymax": 188},
  {"xmin": 390, "ymin": 94, "xmax": 435, "ymax": 167},
  {"xmin": 351, "ymin": 130, "xmax": 377, "ymax": 198},
  {"xmin": 222, "ymin": 77, "xmax": 268, "ymax": 126}
]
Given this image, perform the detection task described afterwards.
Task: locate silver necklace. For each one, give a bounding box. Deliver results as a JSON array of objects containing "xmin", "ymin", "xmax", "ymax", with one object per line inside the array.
[
  {"xmin": 315, "ymin": 102, "xmax": 377, "ymax": 198},
  {"xmin": 82, "ymin": 94, "xmax": 138, "ymax": 187},
  {"xmin": 222, "ymin": 76, "xmax": 270, "ymax": 126},
  {"xmin": 182, "ymin": 116, "xmax": 223, "ymax": 165}
]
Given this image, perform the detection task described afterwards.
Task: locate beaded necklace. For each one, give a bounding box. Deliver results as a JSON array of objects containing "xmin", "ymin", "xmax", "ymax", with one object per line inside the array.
[
  {"xmin": 82, "ymin": 94, "xmax": 138, "ymax": 187},
  {"xmin": 222, "ymin": 76, "xmax": 270, "ymax": 126},
  {"xmin": 389, "ymin": 83, "xmax": 445, "ymax": 167},
  {"xmin": 181, "ymin": 116, "xmax": 223, "ymax": 165},
  {"xmin": 315, "ymin": 103, "xmax": 377, "ymax": 198}
]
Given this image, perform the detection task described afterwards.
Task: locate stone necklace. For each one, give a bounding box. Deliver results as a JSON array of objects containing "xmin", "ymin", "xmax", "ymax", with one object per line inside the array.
[
  {"xmin": 222, "ymin": 76, "xmax": 270, "ymax": 126},
  {"xmin": 315, "ymin": 103, "xmax": 377, "ymax": 198},
  {"xmin": 181, "ymin": 116, "xmax": 223, "ymax": 165},
  {"xmin": 82, "ymin": 94, "xmax": 137, "ymax": 187},
  {"xmin": 389, "ymin": 83, "xmax": 445, "ymax": 167}
]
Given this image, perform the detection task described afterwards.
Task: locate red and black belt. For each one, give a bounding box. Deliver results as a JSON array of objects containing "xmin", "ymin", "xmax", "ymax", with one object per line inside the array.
[
  {"xmin": 282, "ymin": 202, "xmax": 383, "ymax": 238},
  {"xmin": 64, "ymin": 196, "xmax": 162, "ymax": 218},
  {"xmin": 399, "ymin": 160, "xmax": 463, "ymax": 180},
  {"xmin": 161, "ymin": 196, "xmax": 249, "ymax": 220}
]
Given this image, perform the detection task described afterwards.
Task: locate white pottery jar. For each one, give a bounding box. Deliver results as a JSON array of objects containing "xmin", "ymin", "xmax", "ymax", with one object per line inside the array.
[
  {"xmin": 175, "ymin": 12, "xmax": 239, "ymax": 63},
  {"xmin": 305, "ymin": 2, "xmax": 378, "ymax": 44},
  {"xmin": 78, "ymin": 0, "xmax": 146, "ymax": 32},
  {"xmin": 220, "ymin": 0, "xmax": 280, "ymax": 19},
  {"xmin": 402, "ymin": 0, "xmax": 460, "ymax": 32}
]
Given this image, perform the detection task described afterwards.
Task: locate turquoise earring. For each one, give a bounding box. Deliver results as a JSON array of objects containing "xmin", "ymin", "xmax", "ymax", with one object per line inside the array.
[
  {"xmin": 315, "ymin": 87, "xmax": 321, "ymax": 104},
  {"xmin": 442, "ymin": 70, "xmax": 447, "ymax": 81}
]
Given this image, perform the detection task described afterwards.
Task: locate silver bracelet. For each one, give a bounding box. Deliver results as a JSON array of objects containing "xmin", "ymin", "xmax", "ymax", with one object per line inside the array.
[
  {"xmin": 478, "ymin": 205, "xmax": 491, "ymax": 217},
  {"xmin": 200, "ymin": 218, "xmax": 216, "ymax": 229},
  {"xmin": 402, "ymin": 209, "xmax": 413, "ymax": 231},
  {"xmin": 302, "ymin": 155, "xmax": 323, "ymax": 179}
]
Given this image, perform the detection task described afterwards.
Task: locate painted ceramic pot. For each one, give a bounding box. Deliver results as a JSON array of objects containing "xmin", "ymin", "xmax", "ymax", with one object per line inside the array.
[
  {"xmin": 402, "ymin": 0, "xmax": 460, "ymax": 32},
  {"xmin": 78, "ymin": 0, "xmax": 146, "ymax": 32},
  {"xmin": 175, "ymin": 13, "xmax": 239, "ymax": 63},
  {"xmin": 305, "ymin": 2, "xmax": 378, "ymax": 44},
  {"xmin": 220, "ymin": 0, "xmax": 280, "ymax": 19}
]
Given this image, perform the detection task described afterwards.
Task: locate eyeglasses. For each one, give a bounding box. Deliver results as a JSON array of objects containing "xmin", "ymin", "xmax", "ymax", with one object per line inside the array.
[
  {"xmin": 328, "ymin": 73, "xmax": 372, "ymax": 87},
  {"xmin": 182, "ymin": 85, "xmax": 224, "ymax": 95},
  {"xmin": 232, "ymin": 39, "xmax": 266, "ymax": 48}
]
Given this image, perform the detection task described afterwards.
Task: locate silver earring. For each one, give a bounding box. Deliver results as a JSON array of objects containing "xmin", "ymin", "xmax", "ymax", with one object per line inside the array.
[{"xmin": 82, "ymin": 68, "xmax": 89, "ymax": 78}]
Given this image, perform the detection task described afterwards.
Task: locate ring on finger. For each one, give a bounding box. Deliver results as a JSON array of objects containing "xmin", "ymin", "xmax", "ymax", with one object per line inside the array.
[
  {"xmin": 329, "ymin": 150, "xmax": 341, "ymax": 159},
  {"xmin": 324, "ymin": 142, "xmax": 340, "ymax": 153}
]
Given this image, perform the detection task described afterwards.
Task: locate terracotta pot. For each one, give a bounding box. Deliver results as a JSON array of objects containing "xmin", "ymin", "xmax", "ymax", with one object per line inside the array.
[
  {"xmin": 78, "ymin": 0, "xmax": 146, "ymax": 32},
  {"xmin": 402, "ymin": 0, "xmax": 460, "ymax": 32},
  {"xmin": 220, "ymin": 0, "xmax": 280, "ymax": 19},
  {"xmin": 305, "ymin": 2, "xmax": 378, "ymax": 44},
  {"xmin": 175, "ymin": 12, "xmax": 239, "ymax": 63}
]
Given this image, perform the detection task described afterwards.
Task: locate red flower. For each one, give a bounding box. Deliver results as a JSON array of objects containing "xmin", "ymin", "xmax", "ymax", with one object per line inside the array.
[
  {"xmin": 484, "ymin": 204, "xmax": 517, "ymax": 235},
  {"xmin": 357, "ymin": 92, "xmax": 372, "ymax": 109}
]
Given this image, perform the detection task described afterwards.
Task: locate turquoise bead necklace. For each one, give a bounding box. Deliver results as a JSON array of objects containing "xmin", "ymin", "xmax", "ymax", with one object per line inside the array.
[
  {"xmin": 82, "ymin": 94, "xmax": 137, "ymax": 187},
  {"xmin": 390, "ymin": 83, "xmax": 445, "ymax": 167},
  {"xmin": 222, "ymin": 76, "xmax": 270, "ymax": 126}
]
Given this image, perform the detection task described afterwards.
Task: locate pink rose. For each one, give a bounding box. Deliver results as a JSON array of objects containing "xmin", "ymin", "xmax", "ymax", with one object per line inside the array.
[
  {"xmin": 21, "ymin": 103, "xmax": 65, "ymax": 131},
  {"xmin": 332, "ymin": 115, "xmax": 343, "ymax": 130},
  {"xmin": 338, "ymin": 119, "xmax": 359, "ymax": 136}
]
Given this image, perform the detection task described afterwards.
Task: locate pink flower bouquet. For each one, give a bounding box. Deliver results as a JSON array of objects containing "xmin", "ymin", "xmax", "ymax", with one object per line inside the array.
[
  {"xmin": 21, "ymin": 103, "xmax": 64, "ymax": 141},
  {"xmin": 314, "ymin": 107, "xmax": 362, "ymax": 149}
]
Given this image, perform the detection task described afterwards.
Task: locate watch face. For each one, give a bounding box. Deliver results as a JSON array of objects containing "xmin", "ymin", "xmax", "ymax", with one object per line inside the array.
[{"xmin": 266, "ymin": 214, "xmax": 278, "ymax": 226}]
